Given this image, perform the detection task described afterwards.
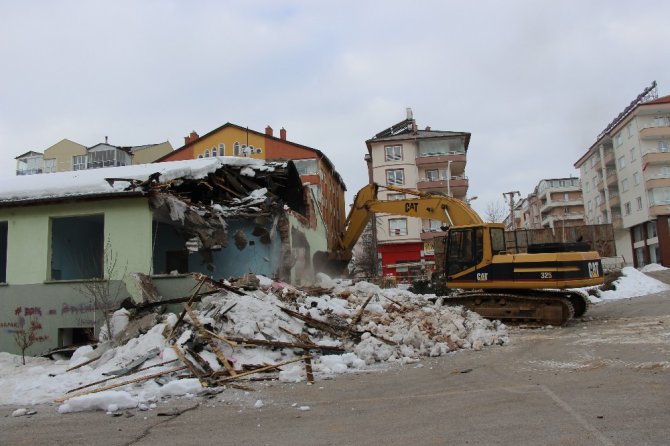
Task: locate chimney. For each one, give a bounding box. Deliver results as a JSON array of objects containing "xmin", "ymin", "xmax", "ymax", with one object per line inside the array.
[
  {"xmin": 406, "ymin": 107, "xmax": 413, "ymax": 120},
  {"xmin": 265, "ymin": 125, "xmax": 273, "ymax": 137},
  {"xmin": 425, "ymin": 126, "xmax": 431, "ymax": 131},
  {"xmin": 105, "ymin": 136, "xmax": 108, "ymax": 144},
  {"xmin": 280, "ymin": 127, "xmax": 287, "ymax": 140},
  {"xmin": 184, "ymin": 130, "xmax": 199, "ymax": 145}
]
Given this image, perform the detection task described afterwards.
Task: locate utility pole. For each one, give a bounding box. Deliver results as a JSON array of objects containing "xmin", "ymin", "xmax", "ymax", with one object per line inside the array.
[{"xmin": 502, "ymin": 191, "xmax": 520, "ymax": 230}]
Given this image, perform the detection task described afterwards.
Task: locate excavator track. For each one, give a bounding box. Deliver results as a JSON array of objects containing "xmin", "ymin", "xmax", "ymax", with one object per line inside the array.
[{"xmin": 440, "ymin": 289, "xmax": 590, "ymax": 326}]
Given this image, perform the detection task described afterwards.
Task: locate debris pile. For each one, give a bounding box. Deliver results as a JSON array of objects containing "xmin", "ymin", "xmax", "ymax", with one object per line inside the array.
[{"xmin": 7, "ymin": 274, "xmax": 508, "ymax": 413}]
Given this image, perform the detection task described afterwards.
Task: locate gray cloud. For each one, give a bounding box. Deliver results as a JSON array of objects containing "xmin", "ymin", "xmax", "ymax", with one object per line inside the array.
[{"xmin": 1, "ymin": 0, "xmax": 668, "ymax": 217}]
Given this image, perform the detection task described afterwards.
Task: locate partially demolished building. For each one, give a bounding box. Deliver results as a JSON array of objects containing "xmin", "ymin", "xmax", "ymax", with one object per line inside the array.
[{"xmin": 0, "ymin": 157, "xmax": 328, "ymax": 355}]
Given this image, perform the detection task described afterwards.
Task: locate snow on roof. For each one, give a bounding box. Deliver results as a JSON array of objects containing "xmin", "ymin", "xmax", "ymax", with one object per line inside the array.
[{"xmin": 0, "ymin": 157, "xmax": 269, "ymax": 205}]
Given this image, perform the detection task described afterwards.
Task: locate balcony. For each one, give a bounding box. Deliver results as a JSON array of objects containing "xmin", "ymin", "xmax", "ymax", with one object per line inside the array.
[
  {"xmin": 539, "ymin": 199, "xmax": 583, "ymax": 214},
  {"xmin": 645, "ymin": 176, "xmax": 670, "ymax": 189},
  {"xmin": 611, "ymin": 214, "xmax": 623, "ymax": 229},
  {"xmin": 650, "ymin": 203, "xmax": 670, "ymax": 216},
  {"xmin": 640, "ymin": 125, "xmax": 670, "ymax": 140},
  {"xmin": 16, "ymin": 168, "xmax": 43, "ymax": 176},
  {"xmin": 416, "ymin": 176, "xmax": 468, "ymax": 197},
  {"xmin": 415, "ymin": 153, "xmax": 466, "ymax": 174},
  {"xmin": 608, "ymin": 193, "xmax": 620, "ymax": 208},
  {"xmin": 541, "ymin": 212, "xmax": 584, "ymax": 228},
  {"xmin": 642, "ymin": 151, "xmax": 670, "ymax": 166},
  {"xmin": 603, "ymin": 150, "xmax": 615, "ymax": 167},
  {"xmin": 605, "ymin": 169, "xmax": 618, "ymax": 186}
]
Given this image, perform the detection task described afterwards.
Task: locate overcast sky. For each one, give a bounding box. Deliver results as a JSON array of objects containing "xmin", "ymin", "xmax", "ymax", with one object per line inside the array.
[{"xmin": 1, "ymin": 0, "xmax": 669, "ymax": 217}]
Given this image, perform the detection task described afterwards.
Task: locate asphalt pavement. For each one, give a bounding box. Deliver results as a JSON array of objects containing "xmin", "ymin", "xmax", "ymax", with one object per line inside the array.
[{"xmin": 1, "ymin": 291, "xmax": 669, "ymax": 446}]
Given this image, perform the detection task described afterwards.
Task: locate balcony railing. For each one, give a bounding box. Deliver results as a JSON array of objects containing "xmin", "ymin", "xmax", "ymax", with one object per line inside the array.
[{"xmin": 16, "ymin": 168, "xmax": 43, "ymax": 176}]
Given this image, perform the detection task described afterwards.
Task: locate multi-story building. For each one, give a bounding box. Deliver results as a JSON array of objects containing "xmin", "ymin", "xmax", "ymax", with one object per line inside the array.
[
  {"xmin": 575, "ymin": 82, "xmax": 670, "ymax": 266},
  {"xmin": 15, "ymin": 138, "xmax": 172, "ymax": 175},
  {"xmin": 157, "ymin": 123, "xmax": 346, "ymax": 251},
  {"xmin": 364, "ymin": 109, "xmax": 471, "ymax": 280},
  {"xmin": 534, "ymin": 178, "xmax": 584, "ymax": 230}
]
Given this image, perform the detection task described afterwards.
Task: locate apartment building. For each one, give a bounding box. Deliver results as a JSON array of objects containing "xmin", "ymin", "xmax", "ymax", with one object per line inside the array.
[
  {"xmin": 522, "ymin": 178, "xmax": 584, "ymax": 230},
  {"xmin": 364, "ymin": 110, "xmax": 471, "ymax": 280},
  {"xmin": 15, "ymin": 138, "xmax": 172, "ymax": 175},
  {"xmin": 574, "ymin": 82, "xmax": 670, "ymax": 266}
]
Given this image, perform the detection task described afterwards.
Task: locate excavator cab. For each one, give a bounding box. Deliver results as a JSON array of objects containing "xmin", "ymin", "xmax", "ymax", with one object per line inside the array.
[{"xmin": 445, "ymin": 226, "xmax": 485, "ymax": 277}]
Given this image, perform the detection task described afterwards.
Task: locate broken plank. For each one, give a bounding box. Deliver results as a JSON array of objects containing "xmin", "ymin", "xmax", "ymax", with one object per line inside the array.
[
  {"xmin": 225, "ymin": 335, "xmax": 344, "ymax": 352},
  {"xmin": 279, "ymin": 326, "xmax": 315, "ymax": 384},
  {"xmin": 56, "ymin": 365, "xmax": 187, "ymax": 403},
  {"xmin": 186, "ymin": 348, "xmax": 215, "ymax": 375},
  {"xmin": 212, "ymin": 356, "xmax": 310, "ymax": 383},
  {"xmin": 183, "ymin": 303, "xmax": 237, "ymax": 377},
  {"xmin": 168, "ymin": 275, "xmax": 208, "ymax": 339},
  {"xmin": 343, "ymin": 294, "xmax": 375, "ymax": 338},
  {"xmin": 172, "ymin": 344, "xmax": 209, "ymax": 387},
  {"xmin": 279, "ymin": 307, "xmax": 345, "ymax": 338},
  {"xmin": 66, "ymin": 359, "xmax": 179, "ymax": 394}
]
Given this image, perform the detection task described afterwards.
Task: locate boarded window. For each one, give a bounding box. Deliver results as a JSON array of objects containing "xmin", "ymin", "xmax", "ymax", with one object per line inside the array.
[{"xmin": 50, "ymin": 215, "xmax": 104, "ymax": 280}]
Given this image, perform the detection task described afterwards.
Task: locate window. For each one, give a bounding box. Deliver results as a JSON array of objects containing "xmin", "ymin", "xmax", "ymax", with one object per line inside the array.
[
  {"xmin": 233, "ymin": 142, "xmax": 241, "ymax": 156},
  {"xmin": 621, "ymin": 178, "xmax": 629, "ymax": 192},
  {"xmin": 654, "ymin": 116, "xmax": 670, "ymax": 127},
  {"xmin": 624, "ymin": 202, "xmax": 631, "ymax": 215},
  {"xmin": 219, "ymin": 143, "xmax": 225, "ymax": 155},
  {"xmin": 389, "ymin": 218, "xmax": 408, "ymax": 236},
  {"xmin": 587, "ymin": 201, "xmax": 592, "ymax": 212},
  {"xmin": 0, "ymin": 221, "xmax": 7, "ymax": 283},
  {"xmin": 618, "ymin": 155, "xmax": 626, "ymax": 170},
  {"xmin": 615, "ymin": 132, "xmax": 623, "ymax": 146},
  {"xmin": 211, "ymin": 148, "xmax": 217, "ymax": 157},
  {"xmin": 44, "ymin": 158, "xmax": 57, "ymax": 173},
  {"xmin": 204, "ymin": 150, "xmax": 210, "ymax": 157},
  {"xmin": 425, "ymin": 169, "xmax": 439, "ymax": 181},
  {"xmin": 627, "ymin": 123, "xmax": 633, "ymax": 137},
  {"xmin": 387, "ymin": 193, "xmax": 405, "ymax": 200},
  {"xmin": 648, "ymin": 220, "xmax": 657, "ymax": 238},
  {"xmin": 293, "ymin": 159, "xmax": 318, "ymax": 175},
  {"xmin": 427, "ymin": 220, "xmax": 443, "ymax": 232},
  {"xmin": 633, "ymin": 172, "xmax": 640, "ymax": 186},
  {"xmin": 636, "ymin": 196, "xmax": 643, "ymax": 211},
  {"xmin": 73, "ymin": 155, "xmax": 87, "ymax": 171},
  {"xmin": 197, "ymin": 154, "xmax": 203, "ymax": 159},
  {"xmin": 50, "ymin": 215, "xmax": 104, "ymax": 280},
  {"xmin": 595, "ymin": 195, "xmax": 601, "ymax": 207},
  {"xmin": 659, "ymin": 141, "xmax": 669, "ymax": 152},
  {"xmin": 384, "ymin": 145, "xmax": 402, "ymax": 161},
  {"xmin": 563, "ymin": 192, "xmax": 569, "ymax": 201},
  {"xmin": 633, "ymin": 225, "xmax": 644, "ymax": 242},
  {"xmin": 88, "ymin": 149, "xmax": 129, "ymax": 168},
  {"xmin": 630, "ymin": 147, "xmax": 637, "ymax": 162},
  {"xmin": 386, "ymin": 169, "xmax": 404, "ymax": 186},
  {"xmin": 490, "ymin": 228, "xmax": 506, "ymax": 255},
  {"xmin": 592, "ymin": 176, "xmax": 597, "ymax": 189}
]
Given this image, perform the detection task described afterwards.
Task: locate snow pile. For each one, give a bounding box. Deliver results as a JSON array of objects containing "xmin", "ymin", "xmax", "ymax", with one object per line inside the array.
[
  {"xmin": 593, "ymin": 266, "xmax": 670, "ymax": 302},
  {"xmin": 0, "ymin": 277, "xmax": 508, "ymax": 413},
  {"xmin": 639, "ymin": 263, "xmax": 669, "ymax": 273}
]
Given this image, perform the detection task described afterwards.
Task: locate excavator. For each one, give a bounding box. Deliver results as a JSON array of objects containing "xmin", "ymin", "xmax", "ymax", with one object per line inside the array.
[{"xmin": 316, "ymin": 183, "xmax": 604, "ymax": 326}]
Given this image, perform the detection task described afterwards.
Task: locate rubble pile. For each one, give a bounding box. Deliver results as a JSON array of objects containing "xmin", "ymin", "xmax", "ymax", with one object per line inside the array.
[{"xmin": 33, "ymin": 275, "xmax": 508, "ymax": 413}]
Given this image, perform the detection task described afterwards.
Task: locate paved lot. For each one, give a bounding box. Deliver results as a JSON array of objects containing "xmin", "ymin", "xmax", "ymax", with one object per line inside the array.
[{"xmin": 1, "ymin": 291, "xmax": 669, "ymax": 446}]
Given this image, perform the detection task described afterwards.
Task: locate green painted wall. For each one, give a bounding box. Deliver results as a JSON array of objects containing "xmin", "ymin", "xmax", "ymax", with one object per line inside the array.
[{"xmin": 0, "ymin": 198, "xmax": 153, "ymax": 284}]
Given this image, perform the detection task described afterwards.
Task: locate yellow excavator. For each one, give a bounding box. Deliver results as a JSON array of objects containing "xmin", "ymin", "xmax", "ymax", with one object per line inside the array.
[{"xmin": 317, "ymin": 183, "xmax": 604, "ymax": 326}]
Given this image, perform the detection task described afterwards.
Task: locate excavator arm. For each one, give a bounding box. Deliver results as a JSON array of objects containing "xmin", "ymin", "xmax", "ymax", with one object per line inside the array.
[{"xmin": 326, "ymin": 183, "xmax": 483, "ymax": 264}]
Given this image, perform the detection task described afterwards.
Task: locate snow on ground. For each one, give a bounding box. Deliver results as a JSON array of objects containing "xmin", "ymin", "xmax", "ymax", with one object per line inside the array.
[
  {"xmin": 590, "ymin": 266, "xmax": 670, "ymax": 302},
  {"xmin": 0, "ymin": 278, "xmax": 507, "ymax": 413},
  {"xmin": 639, "ymin": 263, "xmax": 669, "ymax": 273},
  {"xmin": 2, "ymin": 266, "xmax": 666, "ymax": 414}
]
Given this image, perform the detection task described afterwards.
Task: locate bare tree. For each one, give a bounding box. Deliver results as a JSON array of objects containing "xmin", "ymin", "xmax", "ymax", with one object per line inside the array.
[
  {"xmin": 13, "ymin": 316, "xmax": 39, "ymax": 365},
  {"xmin": 77, "ymin": 240, "xmax": 128, "ymax": 343},
  {"xmin": 484, "ymin": 200, "xmax": 507, "ymax": 223}
]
